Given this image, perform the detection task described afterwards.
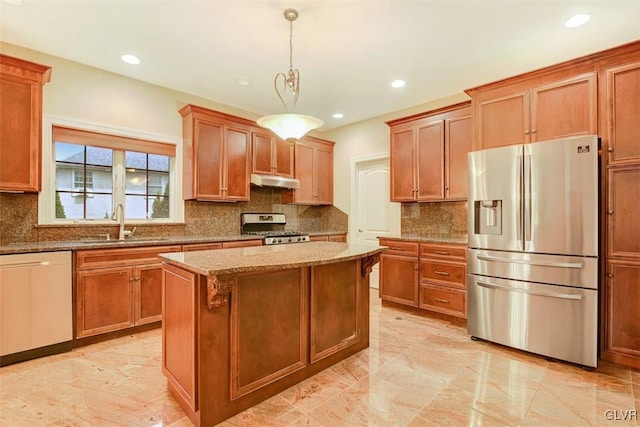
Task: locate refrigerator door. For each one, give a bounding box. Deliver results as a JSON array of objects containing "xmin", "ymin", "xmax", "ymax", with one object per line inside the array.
[
  {"xmin": 468, "ymin": 144, "xmax": 523, "ymax": 252},
  {"xmin": 524, "ymin": 135, "xmax": 598, "ymax": 257},
  {"xmin": 467, "ymin": 274, "xmax": 598, "ymax": 368}
]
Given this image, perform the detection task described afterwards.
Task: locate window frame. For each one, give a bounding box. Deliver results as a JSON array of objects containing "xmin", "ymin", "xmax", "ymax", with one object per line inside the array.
[{"xmin": 39, "ymin": 116, "xmax": 183, "ymax": 225}]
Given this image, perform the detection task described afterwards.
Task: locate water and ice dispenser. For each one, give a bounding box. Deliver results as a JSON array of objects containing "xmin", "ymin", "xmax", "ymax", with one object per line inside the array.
[{"xmin": 472, "ymin": 200, "xmax": 502, "ymax": 235}]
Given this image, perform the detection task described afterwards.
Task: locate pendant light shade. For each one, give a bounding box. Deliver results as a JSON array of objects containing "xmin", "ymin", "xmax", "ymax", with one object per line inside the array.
[
  {"xmin": 257, "ymin": 9, "xmax": 323, "ymax": 141},
  {"xmin": 257, "ymin": 114, "xmax": 323, "ymax": 142}
]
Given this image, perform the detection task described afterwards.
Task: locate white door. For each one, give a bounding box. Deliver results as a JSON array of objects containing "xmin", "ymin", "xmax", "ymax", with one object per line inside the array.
[{"xmin": 353, "ymin": 156, "xmax": 401, "ymax": 289}]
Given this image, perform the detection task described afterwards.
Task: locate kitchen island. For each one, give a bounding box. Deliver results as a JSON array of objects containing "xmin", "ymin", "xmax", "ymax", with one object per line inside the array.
[{"xmin": 158, "ymin": 242, "xmax": 383, "ymax": 426}]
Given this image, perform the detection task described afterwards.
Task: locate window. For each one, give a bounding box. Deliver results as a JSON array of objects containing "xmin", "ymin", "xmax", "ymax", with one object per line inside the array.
[{"xmin": 51, "ymin": 126, "xmax": 176, "ymax": 222}]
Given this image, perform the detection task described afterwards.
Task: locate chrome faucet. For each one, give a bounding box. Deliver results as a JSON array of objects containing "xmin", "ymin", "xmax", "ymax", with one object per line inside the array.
[{"xmin": 111, "ymin": 203, "xmax": 133, "ymax": 240}]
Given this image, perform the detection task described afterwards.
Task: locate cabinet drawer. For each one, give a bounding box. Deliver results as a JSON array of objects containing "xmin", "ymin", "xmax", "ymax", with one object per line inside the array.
[
  {"xmin": 420, "ymin": 244, "xmax": 466, "ymax": 261},
  {"xmin": 379, "ymin": 239, "xmax": 419, "ymax": 256},
  {"xmin": 419, "ymin": 284, "xmax": 466, "ymax": 318},
  {"xmin": 76, "ymin": 245, "xmax": 182, "ymax": 270},
  {"xmin": 420, "ymin": 260, "xmax": 466, "ymax": 288}
]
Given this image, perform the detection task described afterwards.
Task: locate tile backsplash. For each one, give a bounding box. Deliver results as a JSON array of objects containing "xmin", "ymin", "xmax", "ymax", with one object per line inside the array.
[{"xmin": 0, "ymin": 187, "xmax": 347, "ymax": 245}]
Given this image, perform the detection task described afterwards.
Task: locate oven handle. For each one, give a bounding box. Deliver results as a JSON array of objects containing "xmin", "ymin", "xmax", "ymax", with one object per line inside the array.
[
  {"xmin": 476, "ymin": 254, "xmax": 583, "ymax": 269},
  {"xmin": 476, "ymin": 280, "xmax": 583, "ymax": 300}
]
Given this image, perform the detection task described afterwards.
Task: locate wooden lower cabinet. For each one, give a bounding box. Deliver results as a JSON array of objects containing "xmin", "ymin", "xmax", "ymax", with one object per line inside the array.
[
  {"xmin": 379, "ymin": 238, "xmax": 467, "ymax": 319},
  {"xmin": 603, "ymin": 260, "xmax": 640, "ymax": 368},
  {"xmin": 75, "ymin": 245, "xmax": 181, "ymax": 338},
  {"xmin": 378, "ymin": 239, "xmax": 419, "ymax": 307}
]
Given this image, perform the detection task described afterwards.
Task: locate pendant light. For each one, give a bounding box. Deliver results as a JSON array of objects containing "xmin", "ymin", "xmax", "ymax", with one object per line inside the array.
[{"xmin": 257, "ymin": 8, "xmax": 323, "ymax": 142}]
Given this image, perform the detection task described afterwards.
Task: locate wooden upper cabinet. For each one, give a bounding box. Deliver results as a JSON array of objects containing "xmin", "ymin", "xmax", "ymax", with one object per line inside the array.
[
  {"xmin": 0, "ymin": 54, "xmax": 51, "ymax": 193},
  {"xmin": 388, "ymin": 101, "xmax": 471, "ymax": 202},
  {"xmin": 416, "ymin": 121, "xmax": 444, "ymax": 201},
  {"xmin": 477, "ymin": 91, "xmax": 529, "ymax": 149},
  {"xmin": 605, "ymin": 61, "xmax": 640, "ymax": 165},
  {"xmin": 389, "ymin": 127, "xmax": 415, "ymax": 201},
  {"xmin": 180, "ymin": 105, "xmax": 251, "ymax": 201},
  {"xmin": 531, "ymin": 73, "xmax": 597, "ymax": 142},
  {"xmin": 251, "ymin": 129, "xmax": 294, "ymax": 177},
  {"xmin": 446, "ymin": 114, "xmax": 472, "ymax": 199},
  {"xmin": 470, "ymin": 72, "xmax": 597, "ymax": 149},
  {"xmin": 282, "ymin": 136, "xmax": 334, "ymax": 205}
]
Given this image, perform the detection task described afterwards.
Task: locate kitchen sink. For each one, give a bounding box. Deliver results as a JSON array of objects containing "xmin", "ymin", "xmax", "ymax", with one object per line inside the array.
[{"xmin": 81, "ymin": 237, "xmax": 171, "ymax": 243}]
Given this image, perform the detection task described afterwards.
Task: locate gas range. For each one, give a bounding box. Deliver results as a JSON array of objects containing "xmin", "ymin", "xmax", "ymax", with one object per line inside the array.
[{"xmin": 240, "ymin": 213, "xmax": 310, "ymax": 245}]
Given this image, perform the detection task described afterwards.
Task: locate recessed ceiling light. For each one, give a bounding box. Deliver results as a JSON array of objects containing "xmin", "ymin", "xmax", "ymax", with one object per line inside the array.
[
  {"xmin": 332, "ymin": 113, "xmax": 344, "ymax": 119},
  {"xmin": 121, "ymin": 54, "xmax": 140, "ymax": 65},
  {"xmin": 391, "ymin": 80, "xmax": 406, "ymax": 88},
  {"xmin": 236, "ymin": 79, "xmax": 251, "ymax": 86},
  {"xmin": 565, "ymin": 14, "xmax": 591, "ymax": 28}
]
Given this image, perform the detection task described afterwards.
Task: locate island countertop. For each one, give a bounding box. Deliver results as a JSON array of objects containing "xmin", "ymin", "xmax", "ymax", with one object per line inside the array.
[{"xmin": 159, "ymin": 241, "xmax": 384, "ymax": 276}]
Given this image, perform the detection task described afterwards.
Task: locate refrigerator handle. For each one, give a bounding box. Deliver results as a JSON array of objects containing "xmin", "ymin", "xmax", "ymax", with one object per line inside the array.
[
  {"xmin": 476, "ymin": 281, "xmax": 583, "ymax": 300},
  {"xmin": 524, "ymin": 153, "xmax": 532, "ymax": 244},
  {"xmin": 516, "ymin": 155, "xmax": 523, "ymax": 247}
]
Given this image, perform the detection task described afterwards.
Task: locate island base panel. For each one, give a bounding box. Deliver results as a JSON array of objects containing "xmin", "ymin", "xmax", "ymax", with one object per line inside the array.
[{"xmin": 162, "ymin": 256, "xmax": 374, "ymax": 427}]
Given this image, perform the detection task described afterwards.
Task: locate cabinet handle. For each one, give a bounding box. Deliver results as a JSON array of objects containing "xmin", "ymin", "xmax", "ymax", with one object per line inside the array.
[
  {"xmin": 435, "ymin": 298, "xmax": 450, "ymax": 304},
  {"xmin": 434, "ymin": 271, "xmax": 450, "ymax": 276},
  {"xmin": 390, "ymin": 247, "xmax": 405, "ymax": 251},
  {"xmin": 434, "ymin": 251, "xmax": 449, "ymax": 255},
  {"xmin": 607, "ymin": 210, "xmax": 614, "ymax": 215},
  {"xmin": 607, "ymin": 147, "xmax": 613, "ymax": 152},
  {"xmin": 414, "ymin": 263, "xmax": 418, "ymax": 271},
  {"xmin": 608, "ymin": 273, "xmax": 613, "ymax": 278},
  {"xmin": 130, "ymin": 277, "xmax": 135, "ymax": 282}
]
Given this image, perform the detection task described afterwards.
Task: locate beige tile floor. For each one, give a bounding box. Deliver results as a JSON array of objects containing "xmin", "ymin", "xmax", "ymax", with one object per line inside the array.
[{"xmin": 1, "ymin": 290, "xmax": 638, "ymax": 427}]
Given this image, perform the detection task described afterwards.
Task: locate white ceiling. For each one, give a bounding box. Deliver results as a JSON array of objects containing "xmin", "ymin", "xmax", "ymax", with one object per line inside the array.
[{"xmin": 1, "ymin": 0, "xmax": 639, "ymax": 131}]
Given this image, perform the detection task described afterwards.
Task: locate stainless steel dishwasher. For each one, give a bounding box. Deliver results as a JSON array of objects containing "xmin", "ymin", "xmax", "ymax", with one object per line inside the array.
[{"xmin": 0, "ymin": 251, "xmax": 73, "ymax": 366}]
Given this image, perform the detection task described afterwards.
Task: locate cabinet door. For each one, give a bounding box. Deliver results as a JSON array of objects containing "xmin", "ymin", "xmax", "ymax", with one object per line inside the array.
[
  {"xmin": 531, "ymin": 73, "xmax": 597, "ymax": 142},
  {"xmin": 416, "ymin": 121, "xmax": 444, "ymax": 201},
  {"xmin": 477, "ymin": 90, "xmax": 529, "ymax": 149},
  {"xmin": 224, "ymin": 124, "xmax": 250, "ymax": 201},
  {"xmin": 134, "ymin": 263, "xmax": 163, "ymax": 325},
  {"xmin": 607, "ymin": 167, "xmax": 640, "ymax": 259},
  {"xmin": 0, "ymin": 57, "xmax": 49, "ymax": 192},
  {"xmin": 445, "ymin": 115, "xmax": 472, "ymax": 200},
  {"xmin": 252, "ymin": 131, "xmax": 273, "ymax": 175},
  {"xmin": 274, "ymin": 138, "xmax": 294, "ymax": 177},
  {"xmin": 292, "ymin": 142, "xmax": 315, "ymax": 204},
  {"xmin": 605, "ymin": 260, "xmax": 640, "ymax": 359},
  {"xmin": 390, "ymin": 127, "xmax": 416, "ymax": 201},
  {"xmin": 379, "ymin": 253, "xmax": 418, "ymax": 307},
  {"xmin": 605, "ymin": 62, "xmax": 640, "ymax": 164},
  {"xmin": 315, "ymin": 145, "xmax": 333, "ymax": 205},
  {"xmin": 194, "ymin": 119, "xmax": 224, "ymax": 200},
  {"xmin": 76, "ymin": 266, "xmax": 134, "ymax": 338}
]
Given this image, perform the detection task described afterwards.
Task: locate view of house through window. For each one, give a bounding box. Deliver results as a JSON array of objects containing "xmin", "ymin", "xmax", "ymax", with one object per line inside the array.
[{"xmin": 53, "ymin": 127, "xmax": 174, "ymax": 221}]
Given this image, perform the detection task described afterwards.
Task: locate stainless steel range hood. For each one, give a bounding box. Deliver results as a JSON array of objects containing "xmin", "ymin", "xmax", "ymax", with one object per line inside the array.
[{"xmin": 250, "ymin": 174, "xmax": 300, "ymax": 189}]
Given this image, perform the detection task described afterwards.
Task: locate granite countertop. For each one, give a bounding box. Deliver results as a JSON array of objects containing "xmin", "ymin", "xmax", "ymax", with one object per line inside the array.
[
  {"xmin": 378, "ymin": 234, "xmax": 468, "ymax": 245},
  {"xmin": 0, "ymin": 234, "xmax": 262, "ymax": 255},
  {"xmin": 0, "ymin": 231, "xmax": 349, "ymax": 255},
  {"xmin": 160, "ymin": 242, "xmax": 384, "ymax": 276}
]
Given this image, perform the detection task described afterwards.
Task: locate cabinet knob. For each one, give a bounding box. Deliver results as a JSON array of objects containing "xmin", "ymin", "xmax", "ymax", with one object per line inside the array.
[
  {"xmin": 524, "ymin": 130, "xmax": 530, "ymax": 135},
  {"xmin": 445, "ymin": 186, "xmax": 449, "ymax": 190},
  {"xmin": 608, "ymin": 210, "xmax": 614, "ymax": 215},
  {"xmin": 414, "ymin": 263, "xmax": 418, "ymax": 271},
  {"xmin": 358, "ymin": 229, "xmax": 363, "ymax": 232},
  {"xmin": 607, "ymin": 273, "xmax": 613, "ymax": 278},
  {"xmin": 531, "ymin": 129, "xmax": 537, "ymax": 134},
  {"xmin": 607, "ymin": 147, "xmax": 613, "ymax": 152}
]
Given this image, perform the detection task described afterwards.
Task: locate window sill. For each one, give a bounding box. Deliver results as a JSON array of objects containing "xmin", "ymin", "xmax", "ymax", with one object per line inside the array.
[{"xmin": 36, "ymin": 221, "xmax": 186, "ymax": 228}]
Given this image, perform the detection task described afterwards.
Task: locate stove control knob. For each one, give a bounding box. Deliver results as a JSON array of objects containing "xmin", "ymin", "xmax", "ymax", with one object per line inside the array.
[
  {"xmin": 276, "ymin": 239, "xmax": 281, "ymax": 243},
  {"xmin": 297, "ymin": 237, "xmax": 302, "ymax": 242}
]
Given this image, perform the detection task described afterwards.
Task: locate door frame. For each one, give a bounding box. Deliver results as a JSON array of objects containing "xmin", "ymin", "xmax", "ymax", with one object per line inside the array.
[{"xmin": 349, "ymin": 152, "xmax": 401, "ymax": 243}]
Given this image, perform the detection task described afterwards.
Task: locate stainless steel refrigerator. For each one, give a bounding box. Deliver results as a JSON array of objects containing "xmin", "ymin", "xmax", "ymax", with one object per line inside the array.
[{"xmin": 467, "ymin": 135, "xmax": 599, "ymax": 368}]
